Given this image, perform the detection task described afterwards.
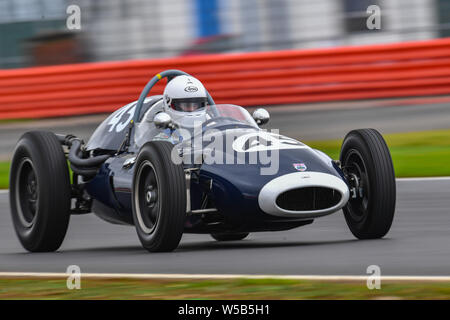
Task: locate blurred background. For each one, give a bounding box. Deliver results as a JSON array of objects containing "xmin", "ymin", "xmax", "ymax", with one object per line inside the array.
[
  {"xmin": 0, "ymin": 0, "xmax": 449, "ymax": 68},
  {"xmin": 1, "ymin": 1, "xmax": 450, "ymax": 287},
  {"xmin": 0, "ymin": 0, "xmax": 450, "ymax": 172}
]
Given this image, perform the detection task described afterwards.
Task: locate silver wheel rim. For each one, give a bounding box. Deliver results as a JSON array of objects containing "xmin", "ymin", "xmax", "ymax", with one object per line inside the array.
[{"xmin": 134, "ymin": 160, "xmax": 160, "ymax": 234}]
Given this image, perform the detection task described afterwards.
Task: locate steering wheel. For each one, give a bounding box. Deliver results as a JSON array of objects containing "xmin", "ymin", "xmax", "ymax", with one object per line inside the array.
[{"xmin": 133, "ymin": 69, "xmax": 218, "ymax": 123}]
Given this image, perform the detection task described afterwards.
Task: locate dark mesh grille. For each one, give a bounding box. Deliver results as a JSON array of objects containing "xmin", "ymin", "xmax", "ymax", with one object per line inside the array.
[{"xmin": 276, "ymin": 187, "xmax": 342, "ymax": 211}]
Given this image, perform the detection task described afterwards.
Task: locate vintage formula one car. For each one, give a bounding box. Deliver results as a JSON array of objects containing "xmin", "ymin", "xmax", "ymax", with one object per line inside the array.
[{"xmin": 9, "ymin": 70, "xmax": 396, "ymax": 252}]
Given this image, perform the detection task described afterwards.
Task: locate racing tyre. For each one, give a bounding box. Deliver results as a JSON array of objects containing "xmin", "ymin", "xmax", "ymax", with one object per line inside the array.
[
  {"xmin": 340, "ymin": 129, "xmax": 396, "ymax": 239},
  {"xmin": 132, "ymin": 141, "xmax": 186, "ymax": 252},
  {"xmin": 9, "ymin": 131, "xmax": 71, "ymax": 252},
  {"xmin": 210, "ymin": 233, "xmax": 249, "ymax": 241}
]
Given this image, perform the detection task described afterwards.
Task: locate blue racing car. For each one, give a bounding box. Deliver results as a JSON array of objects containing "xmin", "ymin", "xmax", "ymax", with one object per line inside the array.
[{"xmin": 9, "ymin": 70, "xmax": 396, "ymax": 252}]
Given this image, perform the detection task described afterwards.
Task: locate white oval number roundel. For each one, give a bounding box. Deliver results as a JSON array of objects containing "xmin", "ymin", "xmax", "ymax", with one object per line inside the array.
[{"xmin": 232, "ymin": 132, "xmax": 306, "ymax": 153}]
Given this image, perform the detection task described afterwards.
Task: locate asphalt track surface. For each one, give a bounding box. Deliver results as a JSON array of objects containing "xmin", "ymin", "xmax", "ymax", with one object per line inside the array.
[
  {"xmin": 1, "ymin": 100, "xmax": 450, "ymax": 160},
  {"xmin": 1, "ymin": 178, "xmax": 450, "ymax": 276}
]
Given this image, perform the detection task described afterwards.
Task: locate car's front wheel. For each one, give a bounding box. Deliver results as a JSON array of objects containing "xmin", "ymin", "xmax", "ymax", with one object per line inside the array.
[
  {"xmin": 132, "ymin": 141, "xmax": 186, "ymax": 252},
  {"xmin": 340, "ymin": 129, "xmax": 396, "ymax": 239}
]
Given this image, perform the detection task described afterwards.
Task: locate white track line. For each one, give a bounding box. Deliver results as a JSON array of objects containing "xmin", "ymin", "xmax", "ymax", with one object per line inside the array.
[
  {"xmin": 0, "ymin": 190, "xmax": 7, "ymax": 194},
  {"xmin": 0, "ymin": 272, "xmax": 450, "ymax": 282},
  {"xmin": 396, "ymin": 177, "xmax": 450, "ymax": 182}
]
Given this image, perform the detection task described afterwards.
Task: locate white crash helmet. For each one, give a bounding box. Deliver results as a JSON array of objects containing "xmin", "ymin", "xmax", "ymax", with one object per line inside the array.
[{"xmin": 163, "ymin": 75, "xmax": 208, "ymax": 129}]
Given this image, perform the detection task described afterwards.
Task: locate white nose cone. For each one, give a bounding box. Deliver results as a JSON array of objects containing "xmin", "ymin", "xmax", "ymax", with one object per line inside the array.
[{"xmin": 258, "ymin": 172, "xmax": 350, "ymax": 219}]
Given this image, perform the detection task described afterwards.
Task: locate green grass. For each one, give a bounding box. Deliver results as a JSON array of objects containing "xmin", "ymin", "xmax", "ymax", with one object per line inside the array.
[
  {"xmin": 0, "ymin": 118, "xmax": 32, "ymax": 125},
  {"xmin": 1, "ymin": 277, "xmax": 450, "ymax": 299},
  {"xmin": 304, "ymin": 129, "xmax": 450, "ymax": 178},
  {"xmin": 0, "ymin": 162, "xmax": 9, "ymax": 189},
  {"xmin": 0, "ymin": 128, "xmax": 449, "ymax": 189}
]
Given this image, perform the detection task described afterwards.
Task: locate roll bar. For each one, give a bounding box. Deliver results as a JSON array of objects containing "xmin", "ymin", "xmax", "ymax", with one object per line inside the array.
[{"xmin": 133, "ymin": 69, "xmax": 218, "ymax": 122}]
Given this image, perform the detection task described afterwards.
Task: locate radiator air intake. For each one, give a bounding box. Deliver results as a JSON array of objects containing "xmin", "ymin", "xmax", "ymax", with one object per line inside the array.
[
  {"xmin": 258, "ymin": 171, "xmax": 350, "ymax": 218},
  {"xmin": 276, "ymin": 187, "xmax": 342, "ymax": 211}
]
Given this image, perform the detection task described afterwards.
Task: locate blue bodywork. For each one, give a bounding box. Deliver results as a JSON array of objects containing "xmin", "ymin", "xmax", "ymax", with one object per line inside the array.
[{"xmin": 83, "ymin": 101, "xmax": 349, "ymax": 233}]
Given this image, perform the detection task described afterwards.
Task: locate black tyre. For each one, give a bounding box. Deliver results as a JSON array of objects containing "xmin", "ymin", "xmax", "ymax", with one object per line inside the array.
[
  {"xmin": 211, "ymin": 233, "xmax": 249, "ymax": 241},
  {"xmin": 9, "ymin": 131, "xmax": 71, "ymax": 252},
  {"xmin": 132, "ymin": 141, "xmax": 186, "ymax": 252},
  {"xmin": 340, "ymin": 129, "xmax": 396, "ymax": 239}
]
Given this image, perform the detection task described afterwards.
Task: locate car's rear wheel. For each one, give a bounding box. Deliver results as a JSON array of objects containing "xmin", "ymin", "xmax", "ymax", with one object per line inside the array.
[
  {"xmin": 132, "ymin": 141, "xmax": 186, "ymax": 252},
  {"xmin": 9, "ymin": 131, "xmax": 71, "ymax": 252},
  {"xmin": 210, "ymin": 233, "xmax": 249, "ymax": 241},
  {"xmin": 340, "ymin": 129, "xmax": 396, "ymax": 239}
]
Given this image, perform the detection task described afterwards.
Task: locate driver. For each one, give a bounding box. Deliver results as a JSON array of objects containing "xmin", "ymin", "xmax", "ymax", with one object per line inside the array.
[{"xmin": 162, "ymin": 75, "xmax": 209, "ymax": 129}]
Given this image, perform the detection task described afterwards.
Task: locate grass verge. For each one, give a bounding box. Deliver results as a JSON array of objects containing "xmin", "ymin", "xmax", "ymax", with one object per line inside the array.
[
  {"xmin": 304, "ymin": 129, "xmax": 450, "ymax": 178},
  {"xmin": 0, "ymin": 118, "xmax": 32, "ymax": 125},
  {"xmin": 1, "ymin": 277, "xmax": 450, "ymax": 299},
  {"xmin": 0, "ymin": 162, "xmax": 9, "ymax": 189},
  {"xmin": 0, "ymin": 128, "xmax": 449, "ymax": 189}
]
